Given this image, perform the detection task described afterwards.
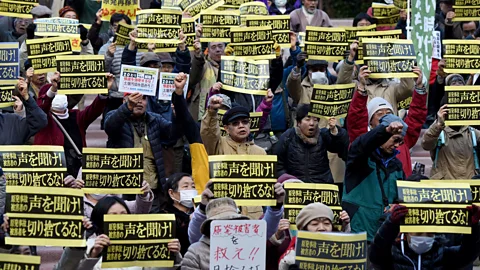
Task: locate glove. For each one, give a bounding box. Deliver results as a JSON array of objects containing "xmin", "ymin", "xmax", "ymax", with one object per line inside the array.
[
  {"xmin": 468, "ymin": 205, "xmax": 480, "ymax": 225},
  {"xmin": 296, "ymin": 52, "xmax": 307, "ymax": 69},
  {"xmin": 274, "ymin": 42, "xmax": 281, "ymax": 58},
  {"xmin": 78, "ymin": 25, "xmax": 88, "ymax": 41},
  {"xmin": 225, "ymin": 43, "xmax": 234, "ymax": 56},
  {"xmin": 27, "ymin": 23, "xmax": 36, "ymax": 40},
  {"xmin": 389, "ymin": 204, "xmax": 408, "ymax": 224}
]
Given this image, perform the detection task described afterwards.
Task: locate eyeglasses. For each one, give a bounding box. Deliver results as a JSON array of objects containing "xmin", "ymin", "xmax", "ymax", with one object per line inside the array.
[{"xmin": 229, "ymin": 119, "xmax": 250, "ymax": 127}]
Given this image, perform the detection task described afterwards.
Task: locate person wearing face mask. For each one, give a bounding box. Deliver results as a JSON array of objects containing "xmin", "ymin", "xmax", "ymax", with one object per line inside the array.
[
  {"xmin": 274, "ymin": 104, "xmax": 348, "ymax": 183},
  {"xmin": 53, "ymin": 196, "xmax": 181, "ymax": 270},
  {"xmin": 163, "ymin": 173, "xmax": 197, "ymax": 255},
  {"xmin": 289, "ymin": 0, "xmax": 332, "ymax": 32},
  {"xmin": 342, "ymin": 115, "xmax": 408, "ymax": 243},
  {"xmin": 32, "ymin": 72, "xmax": 111, "ymax": 179},
  {"xmin": 369, "ymin": 204, "xmax": 480, "ymax": 270},
  {"xmin": 422, "ymin": 74, "xmax": 480, "ymax": 180},
  {"xmin": 278, "ymin": 203, "xmax": 350, "ymax": 270}
]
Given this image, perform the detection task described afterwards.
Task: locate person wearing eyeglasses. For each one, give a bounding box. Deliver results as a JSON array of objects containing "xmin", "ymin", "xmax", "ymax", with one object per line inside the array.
[{"xmin": 342, "ymin": 115, "xmax": 408, "ymax": 247}]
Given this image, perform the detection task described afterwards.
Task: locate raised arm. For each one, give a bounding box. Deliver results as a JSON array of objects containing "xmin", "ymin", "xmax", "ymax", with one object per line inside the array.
[
  {"xmin": 200, "ymin": 95, "xmax": 223, "ymax": 155},
  {"xmin": 421, "ymin": 105, "xmax": 447, "ymax": 151}
]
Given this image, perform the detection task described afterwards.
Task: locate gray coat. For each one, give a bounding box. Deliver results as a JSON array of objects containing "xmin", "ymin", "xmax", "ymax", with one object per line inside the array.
[
  {"xmin": 289, "ymin": 8, "xmax": 333, "ymax": 33},
  {"xmin": 181, "ymin": 236, "xmax": 210, "ymax": 270},
  {"xmin": 0, "ymin": 97, "xmax": 47, "ymax": 145}
]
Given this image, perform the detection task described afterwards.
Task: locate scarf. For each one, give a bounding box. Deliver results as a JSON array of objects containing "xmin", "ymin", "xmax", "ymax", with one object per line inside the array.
[{"xmin": 294, "ymin": 126, "xmax": 319, "ymax": 145}]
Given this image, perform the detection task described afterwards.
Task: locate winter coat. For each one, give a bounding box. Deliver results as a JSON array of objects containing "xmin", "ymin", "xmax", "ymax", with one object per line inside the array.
[
  {"xmin": 289, "ymin": 8, "xmax": 332, "ymax": 32},
  {"xmin": 274, "ymin": 126, "xmax": 348, "ymax": 183},
  {"xmin": 369, "ymin": 216, "xmax": 480, "ymax": 270},
  {"xmin": 342, "ymin": 125, "xmax": 405, "ymax": 241},
  {"xmin": 0, "ymin": 96, "xmax": 47, "ymax": 145},
  {"xmin": 347, "ymin": 89, "xmax": 428, "ymax": 177},
  {"xmin": 181, "ymin": 236, "xmax": 210, "ymax": 270},
  {"xmin": 83, "ymin": 193, "xmax": 153, "ymax": 219},
  {"xmin": 163, "ymin": 204, "xmax": 192, "ymax": 256}
]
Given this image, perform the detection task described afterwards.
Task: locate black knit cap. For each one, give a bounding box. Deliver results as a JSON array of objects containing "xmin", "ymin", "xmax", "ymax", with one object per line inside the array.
[
  {"xmin": 296, "ymin": 104, "xmax": 311, "ymax": 122},
  {"xmin": 222, "ymin": 106, "xmax": 250, "ymax": 125}
]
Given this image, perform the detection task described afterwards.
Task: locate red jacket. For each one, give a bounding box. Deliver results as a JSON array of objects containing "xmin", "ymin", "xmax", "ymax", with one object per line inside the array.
[
  {"xmin": 346, "ymin": 90, "xmax": 427, "ymax": 177},
  {"xmin": 34, "ymin": 84, "xmax": 107, "ymax": 147}
]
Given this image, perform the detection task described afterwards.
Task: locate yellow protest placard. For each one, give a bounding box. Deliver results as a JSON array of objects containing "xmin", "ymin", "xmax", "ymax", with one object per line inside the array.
[
  {"xmin": 101, "ymin": 0, "xmax": 139, "ymax": 22},
  {"xmin": 200, "ymin": 10, "xmax": 240, "ymax": 42},
  {"xmin": 245, "ymin": 15, "xmax": 290, "ymax": 48},
  {"xmin": 355, "ymin": 29, "xmax": 402, "ymax": 64},
  {"xmin": 308, "ymin": 83, "xmax": 355, "ymax": 120},
  {"xmin": 0, "ymin": 85, "xmax": 15, "ymax": 108},
  {"xmin": 0, "ymin": 254, "xmax": 41, "ymax": 270},
  {"xmin": 56, "ymin": 55, "xmax": 108, "ymax": 95},
  {"xmin": 0, "ymin": 0, "xmax": 38, "ymax": 19},
  {"xmin": 304, "ymin": 26, "xmax": 348, "ymax": 62},
  {"xmin": 26, "ymin": 37, "xmax": 73, "ymax": 73}
]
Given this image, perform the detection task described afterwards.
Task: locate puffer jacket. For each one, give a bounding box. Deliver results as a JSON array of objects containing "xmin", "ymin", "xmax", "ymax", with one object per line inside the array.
[
  {"xmin": 182, "ymin": 236, "xmax": 210, "ymax": 270},
  {"xmin": 104, "ymin": 93, "xmax": 186, "ymax": 182},
  {"xmin": 274, "ymin": 126, "xmax": 348, "ymax": 183},
  {"xmin": 370, "ymin": 216, "xmax": 480, "ymax": 270},
  {"xmin": 342, "ymin": 125, "xmax": 405, "ymax": 242}
]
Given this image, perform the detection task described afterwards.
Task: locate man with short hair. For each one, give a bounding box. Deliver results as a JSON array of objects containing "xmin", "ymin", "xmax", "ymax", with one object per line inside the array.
[{"xmin": 289, "ymin": 0, "xmax": 332, "ymax": 32}]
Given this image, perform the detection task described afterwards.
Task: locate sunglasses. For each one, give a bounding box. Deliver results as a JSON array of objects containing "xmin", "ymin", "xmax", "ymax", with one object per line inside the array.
[{"xmin": 229, "ymin": 119, "xmax": 250, "ymax": 127}]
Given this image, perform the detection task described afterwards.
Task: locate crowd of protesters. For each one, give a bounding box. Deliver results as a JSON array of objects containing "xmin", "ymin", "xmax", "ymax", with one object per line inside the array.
[{"xmin": 0, "ymin": 0, "xmax": 480, "ymax": 269}]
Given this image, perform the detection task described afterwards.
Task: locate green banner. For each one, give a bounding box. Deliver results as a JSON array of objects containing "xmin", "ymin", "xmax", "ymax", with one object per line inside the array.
[{"xmin": 411, "ymin": 0, "xmax": 436, "ymax": 83}]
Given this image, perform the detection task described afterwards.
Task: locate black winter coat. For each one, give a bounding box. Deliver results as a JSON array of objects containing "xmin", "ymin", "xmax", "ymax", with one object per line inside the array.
[
  {"xmin": 370, "ymin": 217, "xmax": 480, "ymax": 270},
  {"xmin": 274, "ymin": 126, "xmax": 348, "ymax": 183}
]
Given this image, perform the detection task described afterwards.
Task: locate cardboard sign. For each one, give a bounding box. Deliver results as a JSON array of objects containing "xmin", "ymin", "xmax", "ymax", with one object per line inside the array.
[
  {"xmin": 119, "ymin": 65, "xmax": 159, "ymax": 96},
  {"xmin": 210, "ymin": 155, "xmax": 277, "ymax": 206},
  {"xmin": 295, "ymin": 231, "xmax": 367, "ymax": 270},
  {"xmin": 0, "ymin": 0, "xmax": 37, "ymax": 19},
  {"xmin": 362, "ymin": 38, "xmax": 418, "ymax": 79},
  {"xmin": 0, "ymin": 42, "xmax": 19, "ymax": 85},
  {"xmin": 82, "ymin": 148, "xmax": 144, "ymax": 194},
  {"xmin": 308, "ymin": 83, "xmax": 355, "ymax": 120},
  {"xmin": 57, "ymin": 55, "xmax": 107, "ymax": 95},
  {"xmin": 444, "ymin": 40, "xmax": 480, "ymax": 74},
  {"xmin": 5, "ymin": 186, "xmax": 85, "ymax": 247},
  {"xmin": 101, "ymin": 0, "xmax": 138, "ymax": 22},
  {"xmin": 398, "ymin": 180, "xmax": 472, "ymax": 234},
  {"xmin": 0, "ymin": 254, "xmax": 41, "ymax": 270},
  {"xmin": 210, "ymin": 220, "xmax": 266, "ymax": 270},
  {"xmin": 157, "ymin": 72, "xmax": 188, "ymax": 101},
  {"xmin": 200, "ymin": 10, "xmax": 240, "ymax": 42},
  {"xmin": 0, "ymin": 85, "xmax": 14, "ymax": 108},
  {"xmin": 26, "ymin": 37, "xmax": 73, "ymax": 73},
  {"xmin": 102, "ymin": 214, "xmax": 176, "ymax": 268}
]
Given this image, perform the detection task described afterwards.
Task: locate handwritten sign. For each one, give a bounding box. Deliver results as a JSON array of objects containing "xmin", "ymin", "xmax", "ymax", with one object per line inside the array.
[
  {"xmin": 444, "ymin": 85, "xmax": 480, "ymax": 126},
  {"xmin": 119, "ymin": 65, "xmax": 159, "ymax": 96},
  {"xmin": 295, "ymin": 231, "xmax": 367, "ymax": 269},
  {"xmin": 5, "ymin": 186, "xmax": 85, "ymax": 247},
  {"xmin": 102, "ymin": 214, "xmax": 176, "ymax": 268},
  {"xmin": 200, "ymin": 10, "xmax": 240, "ymax": 42},
  {"xmin": 362, "ymin": 38, "xmax": 417, "ymax": 79},
  {"xmin": 220, "ymin": 55, "xmax": 270, "ymax": 95},
  {"xmin": 398, "ymin": 180, "xmax": 472, "ymax": 234},
  {"xmin": 0, "ymin": 43, "xmax": 19, "ymax": 85},
  {"xmin": 101, "ymin": 0, "xmax": 138, "ymax": 22},
  {"xmin": 356, "ymin": 29, "xmax": 402, "ymax": 64},
  {"xmin": 157, "ymin": 72, "xmax": 188, "ymax": 100},
  {"xmin": 229, "ymin": 26, "xmax": 275, "ymax": 60},
  {"xmin": 0, "ymin": 254, "xmax": 41, "ymax": 270},
  {"xmin": 444, "ymin": 39, "xmax": 480, "ymax": 74},
  {"xmin": 284, "ymin": 182, "xmax": 342, "ymax": 231},
  {"xmin": 82, "ymin": 148, "xmax": 143, "ymax": 194},
  {"xmin": 26, "ymin": 37, "xmax": 72, "ymax": 74},
  {"xmin": 0, "ymin": 0, "xmax": 37, "ymax": 19},
  {"xmin": 308, "ymin": 83, "xmax": 354, "ymax": 120},
  {"xmin": 245, "ymin": 15, "xmax": 290, "ymax": 48},
  {"xmin": 217, "ymin": 109, "xmax": 262, "ymax": 136},
  {"xmin": 0, "ymin": 85, "xmax": 14, "ymax": 108},
  {"xmin": 56, "ymin": 55, "xmax": 107, "ymax": 95},
  {"xmin": 210, "ymin": 155, "xmax": 277, "ymax": 206},
  {"xmin": 210, "ymin": 220, "xmax": 266, "ymax": 270}
]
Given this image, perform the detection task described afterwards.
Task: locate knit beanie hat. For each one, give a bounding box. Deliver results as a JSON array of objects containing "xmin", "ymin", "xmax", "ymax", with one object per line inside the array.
[
  {"xmin": 379, "ymin": 114, "xmax": 408, "ymax": 137},
  {"xmin": 296, "ymin": 203, "xmax": 334, "ymax": 230},
  {"xmin": 367, "ymin": 97, "xmax": 394, "ymax": 124},
  {"xmin": 277, "ymin": 173, "xmax": 298, "ymax": 183},
  {"xmin": 296, "ymin": 104, "xmax": 318, "ymax": 122}
]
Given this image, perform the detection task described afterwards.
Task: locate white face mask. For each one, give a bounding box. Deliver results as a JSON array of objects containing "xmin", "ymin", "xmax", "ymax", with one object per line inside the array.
[
  {"xmin": 311, "ymin": 71, "xmax": 328, "ymax": 85},
  {"xmin": 274, "ymin": 0, "xmax": 287, "ymax": 7},
  {"xmin": 178, "ymin": 190, "xmax": 198, "ymax": 208},
  {"xmin": 409, "ymin": 236, "xmax": 434, "ymax": 254},
  {"xmin": 89, "ymin": 194, "xmax": 107, "ymax": 200}
]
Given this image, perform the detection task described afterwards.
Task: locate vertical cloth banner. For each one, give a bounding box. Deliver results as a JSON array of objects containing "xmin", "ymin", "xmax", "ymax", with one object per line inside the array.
[
  {"xmin": 412, "ymin": 0, "xmax": 436, "ymax": 87},
  {"xmin": 210, "ymin": 220, "xmax": 266, "ymax": 270}
]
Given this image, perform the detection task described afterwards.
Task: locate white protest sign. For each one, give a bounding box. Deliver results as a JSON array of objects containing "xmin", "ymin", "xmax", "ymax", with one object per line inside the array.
[
  {"xmin": 158, "ymin": 72, "xmax": 188, "ymax": 100},
  {"xmin": 119, "ymin": 65, "xmax": 158, "ymax": 96},
  {"xmin": 210, "ymin": 220, "xmax": 266, "ymax": 270},
  {"xmin": 432, "ymin": 30, "xmax": 442, "ymax": 60}
]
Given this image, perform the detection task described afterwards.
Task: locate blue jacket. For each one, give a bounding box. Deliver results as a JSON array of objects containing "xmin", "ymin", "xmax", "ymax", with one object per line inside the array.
[{"xmin": 104, "ymin": 93, "xmax": 187, "ymax": 180}]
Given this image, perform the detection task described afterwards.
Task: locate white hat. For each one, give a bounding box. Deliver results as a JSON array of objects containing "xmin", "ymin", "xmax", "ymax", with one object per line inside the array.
[
  {"xmin": 367, "ymin": 97, "xmax": 394, "ymax": 125},
  {"xmin": 51, "ymin": 94, "xmax": 68, "ymax": 112}
]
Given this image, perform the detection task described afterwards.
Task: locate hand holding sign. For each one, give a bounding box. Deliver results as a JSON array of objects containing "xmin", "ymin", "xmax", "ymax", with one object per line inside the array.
[
  {"xmin": 107, "ymin": 42, "xmax": 117, "ymax": 57},
  {"xmin": 290, "ymin": 31, "xmax": 297, "ymax": 50},
  {"xmin": 12, "ymin": 96, "xmax": 23, "ymax": 113},
  {"xmin": 140, "ymin": 180, "xmax": 151, "ymax": 198},
  {"xmin": 193, "ymin": 39, "xmax": 201, "ymax": 54},
  {"xmin": 437, "ymin": 104, "xmax": 449, "ymax": 127},
  {"xmin": 201, "ymin": 181, "xmax": 215, "ymax": 206},
  {"xmin": 274, "ymin": 182, "xmax": 285, "ymax": 205},
  {"xmin": 358, "ymin": 66, "xmax": 371, "ymax": 86},
  {"xmin": 174, "ymin": 72, "xmax": 188, "ymax": 95},
  {"xmin": 167, "ymin": 239, "xmax": 181, "ymax": 253},
  {"xmin": 340, "ymin": 210, "xmax": 350, "ymax": 225},
  {"xmin": 195, "ymin": 23, "xmax": 203, "ymax": 39},
  {"xmin": 179, "ymin": 30, "xmax": 187, "ymax": 51},
  {"xmin": 96, "ymin": 9, "xmax": 103, "ymax": 24},
  {"xmin": 265, "ymin": 89, "xmax": 274, "ymax": 104},
  {"xmin": 90, "ymin": 234, "xmax": 110, "ymax": 258},
  {"xmin": 26, "ymin": 67, "xmax": 34, "ymax": 84},
  {"xmin": 17, "ymin": 77, "xmax": 29, "ymax": 101},
  {"xmin": 275, "ymin": 219, "xmax": 290, "ymax": 239},
  {"xmin": 51, "ymin": 72, "xmax": 61, "ymax": 92},
  {"xmin": 127, "ymin": 92, "xmax": 143, "ymax": 111},
  {"xmin": 413, "ymin": 66, "xmax": 423, "ymax": 88},
  {"xmin": 349, "ymin": 40, "xmax": 359, "ymax": 61},
  {"xmin": 106, "ymin": 73, "xmax": 115, "ymax": 90},
  {"xmin": 296, "ymin": 52, "xmax": 307, "ymax": 69},
  {"xmin": 212, "ymin": 82, "xmax": 223, "ymax": 92},
  {"xmin": 446, "ymin": 11, "xmax": 455, "ymax": 25},
  {"xmin": 389, "ymin": 204, "xmax": 408, "ymax": 224}
]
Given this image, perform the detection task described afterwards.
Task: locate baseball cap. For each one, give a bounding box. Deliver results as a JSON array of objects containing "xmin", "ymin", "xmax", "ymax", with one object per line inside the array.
[{"xmin": 222, "ymin": 106, "xmax": 250, "ymax": 125}]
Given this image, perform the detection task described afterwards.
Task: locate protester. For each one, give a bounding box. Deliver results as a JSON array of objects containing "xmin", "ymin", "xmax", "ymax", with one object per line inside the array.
[
  {"xmin": 422, "ymin": 75, "xmax": 480, "ymax": 179},
  {"xmin": 104, "ymin": 73, "xmax": 190, "ymax": 212},
  {"xmin": 266, "ymin": 0, "xmax": 299, "ymax": 15},
  {"xmin": 87, "ymin": 10, "xmax": 110, "ymax": 54},
  {"xmin": 347, "ymin": 68, "xmax": 427, "ymax": 176},
  {"xmin": 54, "ymin": 196, "xmax": 182, "ymax": 269},
  {"xmin": 438, "ymin": 0, "xmax": 463, "ymax": 39},
  {"xmin": 278, "ymin": 202, "xmax": 350, "ymax": 270},
  {"xmin": 289, "ymin": 0, "xmax": 333, "ymax": 32},
  {"xmin": 0, "ymin": 78, "xmax": 47, "ymax": 145},
  {"xmin": 353, "ymin": 12, "xmax": 375, "ymax": 27},
  {"xmin": 163, "ymin": 173, "xmax": 197, "ymax": 255},
  {"xmin": 342, "ymin": 115, "xmax": 407, "ymax": 241},
  {"xmin": 0, "ymin": 18, "xmax": 31, "ymax": 42},
  {"xmin": 275, "ymin": 104, "xmax": 348, "ymax": 183},
  {"xmin": 369, "ymin": 204, "xmax": 480, "ymax": 269}
]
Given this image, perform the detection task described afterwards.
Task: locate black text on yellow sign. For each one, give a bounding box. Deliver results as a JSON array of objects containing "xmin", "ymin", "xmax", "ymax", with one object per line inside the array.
[
  {"xmin": 444, "ymin": 40, "xmax": 480, "ymax": 74},
  {"xmin": 232, "ymin": 43, "xmax": 275, "ymax": 60},
  {"xmin": 397, "ymin": 180, "xmax": 472, "ymax": 204},
  {"xmin": 0, "ymin": 0, "xmax": 37, "ymax": 19},
  {"xmin": 397, "ymin": 96, "xmax": 412, "ymax": 110},
  {"xmin": 454, "ymin": 0, "xmax": 480, "ymax": 6},
  {"xmin": 310, "ymin": 83, "xmax": 355, "ymax": 104},
  {"xmin": 82, "ymin": 148, "xmax": 144, "ymax": 194},
  {"xmin": 304, "ymin": 43, "xmax": 348, "ymax": 62},
  {"xmin": 221, "ymin": 56, "xmax": 269, "ymax": 77},
  {"xmin": 393, "ymin": 0, "xmax": 408, "ymax": 9},
  {"xmin": 102, "ymin": 214, "xmax": 176, "ymax": 268},
  {"xmin": 35, "ymin": 21, "xmax": 78, "ymax": 37},
  {"xmin": 56, "ymin": 55, "xmax": 108, "ymax": 95},
  {"xmin": 295, "ymin": 231, "xmax": 367, "ymax": 269},
  {"xmin": 239, "ymin": 2, "xmax": 268, "ymax": 15},
  {"xmin": 0, "ymin": 85, "xmax": 14, "ymax": 109},
  {"xmin": 365, "ymin": 59, "xmax": 417, "ymax": 79},
  {"xmin": 245, "ymin": 15, "xmax": 290, "ymax": 47},
  {"xmin": 200, "ymin": 11, "xmax": 240, "ymax": 42},
  {"xmin": 0, "ymin": 254, "xmax": 41, "ymax": 270},
  {"xmin": 220, "ymin": 72, "xmax": 269, "ymax": 95},
  {"xmin": 344, "ymin": 24, "xmax": 377, "ymax": 42},
  {"xmin": 306, "ymin": 26, "xmax": 347, "ymax": 43},
  {"xmin": 355, "ymin": 29, "xmax": 402, "ymax": 63},
  {"xmin": 135, "ymin": 26, "xmax": 180, "ymax": 44},
  {"xmin": 0, "ymin": 145, "xmax": 66, "ymax": 169},
  {"xmin": 371, "ymin": 3, "xmax": 400, "ymax": 18},
  {"xmin": 444, "ymin": 106, "xmax": 480, "ymax": 126},
  {"xmin": 212, "ymin": 180, "xmax": 277, "ymax": 206},
  {"xmin": 4, "ymin": 170, "xmax": 66, "ymax": 187},
  {"xmin": 231, "ymin": 26, "xmax": 273, "ymax": 44},
  {"xmin": 446, "ymin": 86, "xmax": 480, "ymax": 106},
  {"xmin": 136, "ymin": 9, "xmax": 182, "ymax": 26},
  {"xmin": 453, "ymin": 6, "xmax": 480, "ymax": 21},
  {"xmin": 309, "ymin": 100, "xmax": 351, "ymax": 120},
  {"xmin": 26, "ymin": 37, "xmax": 73, "ymax": 74}
]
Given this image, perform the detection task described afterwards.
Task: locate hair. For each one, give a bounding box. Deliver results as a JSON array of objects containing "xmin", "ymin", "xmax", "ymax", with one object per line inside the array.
[
  {"xmin": 406, "ymin": 173, "xmax": 430, "ymax": 182},
  {"xmin": 163, "ymin": 173, "xmax": 192, "ymax": 205},
  {"xmin": 59, "ymin": 6, "xmax": 77, "ymax": 18},
  {"xmin": 90, "ymin": 196, "xmax": 130, "ymax": 236},
  {"xmin": 110, "ymin": 13, "xmax": 131, "ymax": 25},
  {"xmin": 473, "ymin": 174, "xmax": 480, "ymax": 179},
  {"xmin": 352, "ymin": 12, "xmax": 376, "ymax": 27},
  {"xmin": 460, "ymin": 21, "xmax": 480, "ymax": 30}
]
